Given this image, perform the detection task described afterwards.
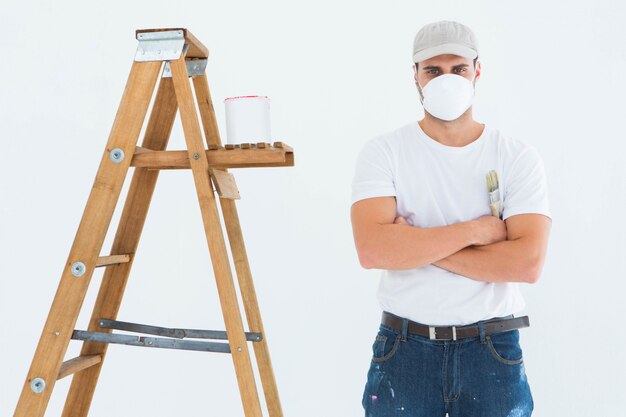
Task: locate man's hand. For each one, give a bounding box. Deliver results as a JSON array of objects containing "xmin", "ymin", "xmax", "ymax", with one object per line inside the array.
[{"xmin": 470, "ymin": 215, "xmax": 508, "ymax": 246}]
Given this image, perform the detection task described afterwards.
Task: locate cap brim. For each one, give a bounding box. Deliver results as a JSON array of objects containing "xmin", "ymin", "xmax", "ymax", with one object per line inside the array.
[{"xmin": 413, "ymin": 43, "xmax": 478, "ymax": 63}]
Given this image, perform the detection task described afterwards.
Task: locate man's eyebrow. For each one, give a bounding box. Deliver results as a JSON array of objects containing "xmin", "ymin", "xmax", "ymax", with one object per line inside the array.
[{"xmin": 422, "ymin": 63, "xmax": 470, "ymax": 70}]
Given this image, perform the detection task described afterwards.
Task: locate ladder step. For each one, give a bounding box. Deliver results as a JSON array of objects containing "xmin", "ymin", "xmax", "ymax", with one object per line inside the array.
[
  {"xmin": 96, "ymin": 254, "xmax": 131, "ymax": 267},
  {"xmin": 57, "ymin": 354, "xmax": 102, "ymax": 380},
  {"xmin": 97, "ymin": 318, "xmax": 263, "ymax": 342},
  {"xmin": 71, "ymin": 330, "xmax": 232, "ymax": 353}
]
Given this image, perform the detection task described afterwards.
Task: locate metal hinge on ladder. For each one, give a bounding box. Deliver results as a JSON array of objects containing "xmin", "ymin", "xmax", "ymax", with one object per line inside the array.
[
  {"xmin": 135, "ymin": 30, "xmax": 185, "ymax": 62},
  {"xmin": 162, "ymin": 58, "xmax": 207, "ymax": 78}
]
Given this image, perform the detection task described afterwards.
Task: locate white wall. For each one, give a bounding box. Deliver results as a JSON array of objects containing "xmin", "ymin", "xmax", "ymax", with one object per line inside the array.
[{"xmin": 1, "ymin": 1, "xmax": 624, "ymax": 416}]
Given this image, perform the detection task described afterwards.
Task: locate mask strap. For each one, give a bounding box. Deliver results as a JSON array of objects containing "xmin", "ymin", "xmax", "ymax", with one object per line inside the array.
[{"xmin": 416, "ymin": 81, "xmax": 424, "ymax": 104}]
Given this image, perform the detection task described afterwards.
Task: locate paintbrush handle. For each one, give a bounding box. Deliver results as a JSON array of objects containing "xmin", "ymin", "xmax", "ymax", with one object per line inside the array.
[
  {"xmin": 487, "ymin": 188, "xmax": 501, "ymax": 217},
  {"xmin": 489, "ymin": 203, "xmax": 500, "ymax": 217}
]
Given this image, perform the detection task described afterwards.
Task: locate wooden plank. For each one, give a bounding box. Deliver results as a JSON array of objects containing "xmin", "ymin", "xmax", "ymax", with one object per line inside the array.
[
  {"xmin": 210, "ymin": 169, "xmax": 241, "ymax": 200},
  {"xmin": 59, "ymin": 77, "xmax": 178, "ymax": 417},
  {"xmin": 95, "ymin": 254, "xmax": 130, "ymax": 267},
  {"xmin": 57, "ymin": 355, "xmax": 102, "ymax": 380},
  {"xmin": 170, "ymin": 55, "xmax": 263, "ymax": 417},
  {"xmin": 14, "ymin": 60, "xmax": 161, "ymax": 417},
  {"xmin": 193, "ymin": 73, "xmax": 285, "ymax": 417},
  {"xmin": 135, "ymin": 28, "xmax": 208, "ymax": 59},
  {"xmin": 131, "ymin": 146, "xmax": 294, "ymax": 169}
]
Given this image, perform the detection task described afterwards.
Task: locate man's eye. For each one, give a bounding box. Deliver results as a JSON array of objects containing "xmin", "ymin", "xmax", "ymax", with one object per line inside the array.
[
  {"xmin": 427, "ymin": 69, "xmax": 438, "ymax": 74},
  {"xmin": 454, "ymin": 68, "xmax": 466, "ymax": 72}
]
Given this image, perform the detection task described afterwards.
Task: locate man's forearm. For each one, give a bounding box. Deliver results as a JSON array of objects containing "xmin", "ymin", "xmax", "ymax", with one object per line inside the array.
[
  {"xmin": 359, "ymin": 221, "xmax": 476, "ymax": 270},
  {"xmin": 432, "ymin": 238, "xmax": 537, "ymax": 283}
]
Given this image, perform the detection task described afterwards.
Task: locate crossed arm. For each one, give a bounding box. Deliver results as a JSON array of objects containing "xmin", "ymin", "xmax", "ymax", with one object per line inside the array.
[
  {"xmin": 350, "ymin": 196, "xmax": 552, "ymax": 284},
  {"xmin": 431, "ymin": 215, "xmax": 551, "ymax": 283}
]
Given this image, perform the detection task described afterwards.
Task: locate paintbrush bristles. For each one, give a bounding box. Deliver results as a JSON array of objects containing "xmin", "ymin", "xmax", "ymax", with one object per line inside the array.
[{"xmin": 486, "ymin": 170, "xmax": 499, "ymax": 192}]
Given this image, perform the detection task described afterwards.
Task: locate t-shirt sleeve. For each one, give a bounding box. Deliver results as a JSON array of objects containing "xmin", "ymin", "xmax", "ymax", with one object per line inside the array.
[
  {"xmin": 502, "ymin": 146, "xmax": 551, "ymax": 221},
  {"xmin": 351, "ymin": 138, "xmax": 397, "ymax": 205}
]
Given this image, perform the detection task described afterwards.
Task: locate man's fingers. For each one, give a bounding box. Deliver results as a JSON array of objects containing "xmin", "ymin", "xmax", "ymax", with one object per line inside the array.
[{"xmin": 394, "ymin": 216, "xmax": 409, "ymax": 225}]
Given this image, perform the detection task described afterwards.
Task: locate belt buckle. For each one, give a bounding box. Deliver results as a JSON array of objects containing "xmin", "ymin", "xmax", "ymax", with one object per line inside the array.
[{"xmin": 429, "ymin": 325, "xmax": 457, "ymax": 340}]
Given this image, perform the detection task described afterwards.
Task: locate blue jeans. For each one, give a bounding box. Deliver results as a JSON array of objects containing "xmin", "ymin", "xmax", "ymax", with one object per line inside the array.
[{"xmin": 361, "ymin": 312, "xmax": 534, "ymax": 416}]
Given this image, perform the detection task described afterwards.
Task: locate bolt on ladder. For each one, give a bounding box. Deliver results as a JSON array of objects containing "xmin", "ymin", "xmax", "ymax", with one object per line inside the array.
[{"xmin": 13, "ymin": 27, "xmax": 293, "ymax": 417}]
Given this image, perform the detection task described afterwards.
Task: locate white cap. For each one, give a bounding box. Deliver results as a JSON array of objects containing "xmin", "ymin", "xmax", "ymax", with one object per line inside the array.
[{"xmin": 412, "ymin": 20, "xmax": 479, "ymax": 63}]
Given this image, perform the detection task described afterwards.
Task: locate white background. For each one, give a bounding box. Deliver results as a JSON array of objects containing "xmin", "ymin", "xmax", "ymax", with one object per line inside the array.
[{"xmin": 1, "ymin": 1, "xmax": 625, "ymax": 416}]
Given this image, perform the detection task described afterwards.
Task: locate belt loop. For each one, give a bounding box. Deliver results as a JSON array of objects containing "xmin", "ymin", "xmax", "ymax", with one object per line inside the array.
[
  {"xmin": 401, "ymin": 318, "xmax": 409, "ymax": 342},
  {"xmin": 477, "ymin": 320, "xmax": 487, "ymax": 344}
]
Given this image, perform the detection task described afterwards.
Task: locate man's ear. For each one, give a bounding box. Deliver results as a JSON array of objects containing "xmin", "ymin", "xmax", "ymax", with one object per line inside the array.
[{"xmin": 474, "ymin": 60, "xmax": 481, "ymax": 82}]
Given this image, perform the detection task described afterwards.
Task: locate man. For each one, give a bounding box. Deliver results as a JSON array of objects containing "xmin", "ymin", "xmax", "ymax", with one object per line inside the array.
[{"xmin": 350, "ymin": 20, "xmax": 551, "ymax": 417}]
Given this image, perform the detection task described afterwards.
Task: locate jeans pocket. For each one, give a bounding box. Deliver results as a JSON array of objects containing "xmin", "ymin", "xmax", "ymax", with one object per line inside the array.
[
  {"xmin": 486, "ymin": 329, "xmax": 524, "ymax": 365},
  {"xmin": 371, "ymin": 331, "xmax": 401, "ymax": 363}
]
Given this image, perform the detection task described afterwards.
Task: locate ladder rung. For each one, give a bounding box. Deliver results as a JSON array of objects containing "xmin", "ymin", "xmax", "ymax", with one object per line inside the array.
[
  {"xmin": 57, "ymin": 354, "xmax": 102, "ymax": 380},
  {"xmin": 71, "ymin": 330, "xmax": 232, "ymax": 353},
  {"xmin": 96, "ymin": 254, "xmax": 131, "ymax": 267},
  {"xmin": 97, "ymin": 318, "xmax": 263, "ymax": 342}
]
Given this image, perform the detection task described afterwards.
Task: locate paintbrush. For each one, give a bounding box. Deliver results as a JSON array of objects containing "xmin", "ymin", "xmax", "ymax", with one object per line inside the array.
[{"xmin": 486, "ymin": 170, "xmax": 502, "ymax": 218}]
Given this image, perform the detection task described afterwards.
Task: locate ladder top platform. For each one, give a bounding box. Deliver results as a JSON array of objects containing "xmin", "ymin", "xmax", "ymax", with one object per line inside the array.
[{"xmin": 135, "ymin": 27, "xmax": 208, "ymax": 59}]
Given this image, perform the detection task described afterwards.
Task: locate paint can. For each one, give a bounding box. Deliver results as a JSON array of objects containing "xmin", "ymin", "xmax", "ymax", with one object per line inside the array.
[{"xmin": 224, "ymin": 95, "xmax": 271, "ymax": 144}]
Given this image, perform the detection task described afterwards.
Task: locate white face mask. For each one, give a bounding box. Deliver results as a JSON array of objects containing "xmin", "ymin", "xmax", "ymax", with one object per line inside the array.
[{"xmin": 417, "ymin": 73, "xmax": 476, "ymax": 121}]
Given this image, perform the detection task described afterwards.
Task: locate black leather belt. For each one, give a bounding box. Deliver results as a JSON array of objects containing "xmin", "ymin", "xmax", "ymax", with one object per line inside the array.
[{"xmin": 381, "ymin": 311, "xmax": 530, "ymax": 341}]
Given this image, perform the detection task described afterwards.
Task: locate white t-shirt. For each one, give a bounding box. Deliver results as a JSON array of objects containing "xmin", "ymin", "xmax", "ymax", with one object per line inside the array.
[{"xmin": 351, "ymin": 120, "xmax": 551, "ymax": 326}]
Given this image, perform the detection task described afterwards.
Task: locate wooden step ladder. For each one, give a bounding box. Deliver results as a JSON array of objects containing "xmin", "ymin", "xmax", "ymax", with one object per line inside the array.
[{"xmin": 13, "ymin": 28, "xmax": 293, "ymax": 417}]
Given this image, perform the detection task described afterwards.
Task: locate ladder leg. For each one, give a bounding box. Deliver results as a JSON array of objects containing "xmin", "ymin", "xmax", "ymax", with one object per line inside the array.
[
  {"xmin": 60, "ymin": 76, "xmax": 178, "ymax": 417},
  {"xmin": 193, "ymin": 74, "xmax": 284, "ymax": 417},
  {"xmin": 170, "ymin": 56, "xmax": 263, "ymax": 417},
  {"xmin": 14, "ymin": 60, "xmax": 162, "ymax": 417}
]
